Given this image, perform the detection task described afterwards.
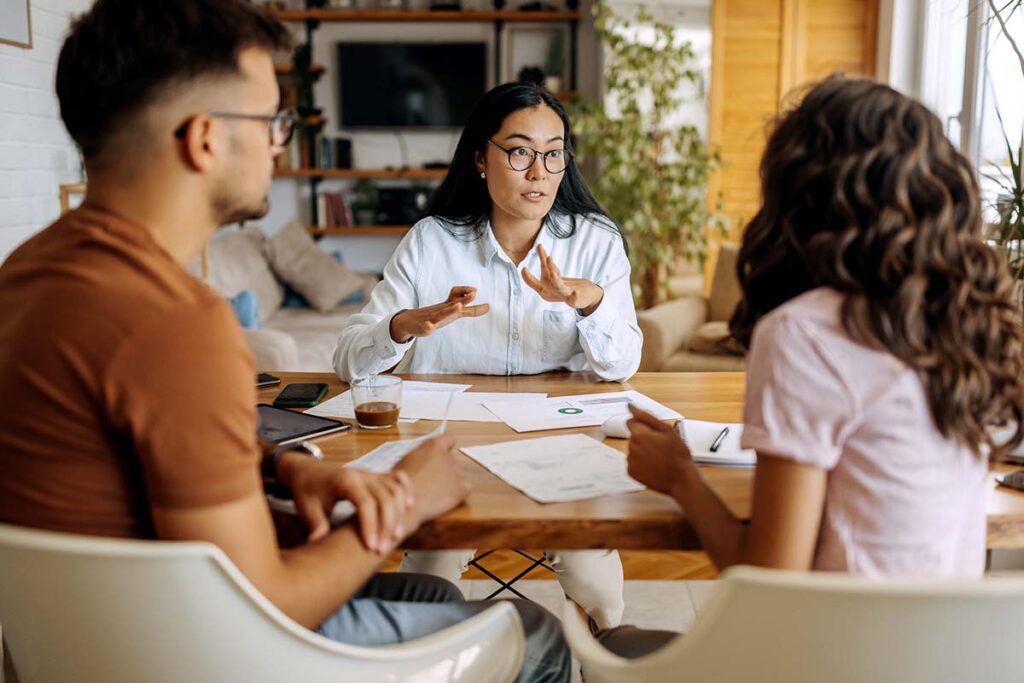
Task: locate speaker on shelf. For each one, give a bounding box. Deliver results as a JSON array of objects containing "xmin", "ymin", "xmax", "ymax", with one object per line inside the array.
[
  {"xmin": 334, "ymin": 138, "xmax": 352, "ymax": 169},
  {"xmin": 492, "ymin": 0, "xmax": 505, "ymax": 9}
]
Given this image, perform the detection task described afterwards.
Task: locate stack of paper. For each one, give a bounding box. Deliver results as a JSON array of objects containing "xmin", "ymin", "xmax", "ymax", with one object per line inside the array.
[
  {"xmin": 460, "ymin": 434, "xmax": 645, "ymax": 503},
  {"xmin": 482, "ymin": 390, "xmax": 682, "ymax": 433},
  {"xmin": 681, "ymin": 420, "xmax": 755, "ymax": 467}
]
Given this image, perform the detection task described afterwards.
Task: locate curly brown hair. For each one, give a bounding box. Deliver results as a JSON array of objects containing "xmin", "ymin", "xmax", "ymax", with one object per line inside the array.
[{"xmin": 729, "ymin": 75, "xmax": 1024, "ymax": 457}]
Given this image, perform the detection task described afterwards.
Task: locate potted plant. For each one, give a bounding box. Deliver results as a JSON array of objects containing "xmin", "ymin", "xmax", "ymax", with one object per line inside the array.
[
  {"xmin": 985, "ymin": 0, "xmax": 1024, "ymax": 304},
  {"xmin": 349, "ymin": 179, "xmax": 379, "ymax": 226},
  {"xmin": 571, "ymin": 2, "xmax": 725, "ymax": 309}
]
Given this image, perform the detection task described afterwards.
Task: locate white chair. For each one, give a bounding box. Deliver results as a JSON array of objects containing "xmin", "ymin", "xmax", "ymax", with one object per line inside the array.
[
  {"xmin": 564, "ymin": 565, "xmax": 1024, "ymax": 683},
  {"xmin": 0, "ymin": 523, "xmax": 524, "ymax": 683}
]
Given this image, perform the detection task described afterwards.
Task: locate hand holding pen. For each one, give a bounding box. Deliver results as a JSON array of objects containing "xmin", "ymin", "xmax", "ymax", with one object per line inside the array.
[{"xmin": 626, "ymin": 404, "xmax": 695, "ymax": 497}]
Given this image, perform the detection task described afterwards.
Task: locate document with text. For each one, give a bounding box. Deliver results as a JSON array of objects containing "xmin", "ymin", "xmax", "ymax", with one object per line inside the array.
[
  {"xmin": 460, "ymin": 434, "xmax": 645, "ymax": 503},
  {"xmin": 482, "ymin": 390, "xmax": 683, "ymax": 433}
]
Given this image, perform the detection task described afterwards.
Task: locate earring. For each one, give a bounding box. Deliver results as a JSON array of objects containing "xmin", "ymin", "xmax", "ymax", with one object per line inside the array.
[{"xmin": 480, "ymin": 172, "xmax": 486, "ymax": 179}]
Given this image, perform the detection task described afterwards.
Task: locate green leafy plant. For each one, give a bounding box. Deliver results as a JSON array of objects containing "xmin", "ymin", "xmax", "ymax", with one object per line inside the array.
[
  {"xmin": 349, "ymin": 179, "xmax": 379, "ymax": 225},
  {"xmin": 571, "ymin": 2, "xmax": 724, "ymax": 308},
  {"xmin": 986, "ymin": 0, "xmax": 1024, "ymax": 302}
]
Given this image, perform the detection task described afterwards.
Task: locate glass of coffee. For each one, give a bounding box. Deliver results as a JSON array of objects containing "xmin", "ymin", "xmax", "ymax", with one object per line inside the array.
[{"xmin": 351, "ymin": 375, "xmax": 402, "ymax": 429}]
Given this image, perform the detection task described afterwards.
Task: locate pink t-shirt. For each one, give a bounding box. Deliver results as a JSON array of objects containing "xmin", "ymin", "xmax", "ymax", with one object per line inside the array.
[{"xmin": 741, "ymin": 288, "xmax": 987, "ymax": 577}]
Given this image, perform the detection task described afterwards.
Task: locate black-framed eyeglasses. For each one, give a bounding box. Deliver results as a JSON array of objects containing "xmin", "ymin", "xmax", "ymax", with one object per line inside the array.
[
  {"xmin": 488, "ymin": 139, "xmax": 573, "ymax": 174},
  {"xmin": 173, "ymin": 108, "xmax": 298, "ymax": 147}
]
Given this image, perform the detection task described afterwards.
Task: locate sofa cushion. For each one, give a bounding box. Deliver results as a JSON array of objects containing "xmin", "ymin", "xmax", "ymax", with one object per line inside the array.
[
  {"xmin": 203, "ymin": 226, "xmax": 284, "ymax": 322},
  {"xmin": 265, "ymin": 221, "xmax": 366, "ymax": 313},
  {"xmin": 636, "ymin": 296, "xmax": 708, "ymax": 372},
  {"xmin": 662, "ymin": 349, "xmax": 746, "ymax": 372},
  {"xmin": 687, "ymin": 321, "xmax": 745, "ymax": 356},
  {"xmin": 707, "ymin": 242, "xmax": 742, "ymax": 322},
  {"xmin": 263, "ymin": 303, "xmax": 364, "ymax": 372}
]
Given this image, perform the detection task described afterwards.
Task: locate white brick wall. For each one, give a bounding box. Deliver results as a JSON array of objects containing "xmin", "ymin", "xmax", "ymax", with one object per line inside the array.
[{"xmin": 0, "ymin": 0, "xmax": 91, "ymax": 262}]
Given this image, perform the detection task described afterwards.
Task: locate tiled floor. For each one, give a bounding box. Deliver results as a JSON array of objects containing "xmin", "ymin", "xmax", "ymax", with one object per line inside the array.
[{"xmin": 457, "ymin": 579, "xmax": 720, "ymax": 682}]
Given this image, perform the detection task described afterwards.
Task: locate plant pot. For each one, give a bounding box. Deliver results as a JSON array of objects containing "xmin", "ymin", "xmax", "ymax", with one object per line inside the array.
[{"xmin": 354, "ymin": 208, "xmax": 376, "ymax": 226}]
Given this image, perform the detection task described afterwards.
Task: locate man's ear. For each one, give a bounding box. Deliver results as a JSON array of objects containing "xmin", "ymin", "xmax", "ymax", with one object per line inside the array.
[{"xmin": 177, "ymin": 114, "xmax": 218, "ymax": 173}]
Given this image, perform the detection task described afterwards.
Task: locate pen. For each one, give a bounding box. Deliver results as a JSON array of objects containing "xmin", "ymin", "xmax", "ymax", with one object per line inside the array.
[{"xmin": 709, "ymin": 426, "xmax": 730, "ymax": 452}]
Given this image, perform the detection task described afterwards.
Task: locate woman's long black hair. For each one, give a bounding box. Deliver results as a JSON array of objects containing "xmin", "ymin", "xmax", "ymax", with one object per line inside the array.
[{"xmin": 426, "ymin": 82, "xmax": 620, "ymax": 242}]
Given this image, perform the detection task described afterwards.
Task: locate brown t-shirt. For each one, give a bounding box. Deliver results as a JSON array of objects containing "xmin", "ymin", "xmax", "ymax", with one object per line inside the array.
[{"xmin": 0, "ymin": 206, "xmax": 261, "ymax": 538}]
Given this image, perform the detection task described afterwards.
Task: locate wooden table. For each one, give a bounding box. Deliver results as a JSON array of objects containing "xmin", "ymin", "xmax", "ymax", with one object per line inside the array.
[{"xmin": 261, "ymin": 372, "xmax": 1024, "ymax": 551}]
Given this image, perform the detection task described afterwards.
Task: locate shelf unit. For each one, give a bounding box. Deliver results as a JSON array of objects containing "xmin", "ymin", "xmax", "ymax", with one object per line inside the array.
[
  {"xmin": 274, "ymin": 167, "xmax": 449, "ymax": 180},
  {"xmin": 272, "ymin": 3, "xmax": 581, "ymax": 234},
  {"xmin": 274, "ymin": 63, "xmax": 326, "ymax": 76},
  {"xmin": 308, "ymin": 225, "xmax": 412, "ymax": 237},
  {"xmin": 275, "ymin": 9, "xmax": 580, "ymax": 22}
]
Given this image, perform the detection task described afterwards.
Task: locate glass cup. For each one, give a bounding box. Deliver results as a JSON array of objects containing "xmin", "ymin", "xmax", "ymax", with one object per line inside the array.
[{"xmin": 351, "ymin": 375, "xmax": 402, "ymax": 429}]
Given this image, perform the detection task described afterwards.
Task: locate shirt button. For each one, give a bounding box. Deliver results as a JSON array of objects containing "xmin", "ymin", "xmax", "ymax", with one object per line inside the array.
[{"xmin": 512, "ymin": 332, "xmax": 520, "ymax": 341}]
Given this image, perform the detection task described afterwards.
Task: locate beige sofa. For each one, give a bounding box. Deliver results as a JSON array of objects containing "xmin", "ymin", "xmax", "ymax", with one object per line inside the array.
[
  {"xmin": 636, "ymin": 242, "xmax": 746, "ymax": 372},
  {"xmin": 199, "ymin": 226, "xmax": 373, "ymax": 372}
]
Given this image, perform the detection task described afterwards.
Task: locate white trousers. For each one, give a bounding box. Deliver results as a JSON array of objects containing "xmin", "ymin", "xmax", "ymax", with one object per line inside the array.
[{"xmin": 400, "ymin": 549, "xmax": 625, "ymax": 629}]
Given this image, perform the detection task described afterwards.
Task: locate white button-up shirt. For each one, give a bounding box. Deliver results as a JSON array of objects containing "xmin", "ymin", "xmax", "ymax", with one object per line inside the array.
[{"xmin": 333, "ymin": 214, "xmax": 642, "ymax": 382}]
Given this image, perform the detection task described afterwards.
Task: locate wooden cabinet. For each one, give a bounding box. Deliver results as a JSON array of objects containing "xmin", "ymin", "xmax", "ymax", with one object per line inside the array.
[{"xmin": 707, "ymin": 0, "xmax": 878, "ymax": 230}]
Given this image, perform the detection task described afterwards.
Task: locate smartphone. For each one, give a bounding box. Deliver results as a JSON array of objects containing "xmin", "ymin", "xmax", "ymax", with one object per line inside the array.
[
  {"xmin": 257, "ymin": 372, "xmax": 281, "ymax": 388},
  {"xmin": 996, "ymin": 470, "xmax": 1024, "ymax": 492},
  {"xmin": 273, "ymin": 383, "xmax": 329, "ymax": 408}
]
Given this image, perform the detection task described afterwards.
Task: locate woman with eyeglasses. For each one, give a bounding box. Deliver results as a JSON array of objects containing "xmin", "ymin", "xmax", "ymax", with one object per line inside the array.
[{"xmin": 333, "ymin": 82, "xmax": 641, "ymax": 630}]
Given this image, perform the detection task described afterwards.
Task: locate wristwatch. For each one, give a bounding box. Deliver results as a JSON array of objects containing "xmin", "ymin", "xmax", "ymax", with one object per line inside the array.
[{"xmin": 262, "ymin": 440, "xmax": 325, "ymax": 482}]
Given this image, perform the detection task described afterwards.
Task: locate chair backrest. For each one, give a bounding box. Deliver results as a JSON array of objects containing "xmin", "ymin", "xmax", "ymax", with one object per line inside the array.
[
  {"xmin": 565, "ymin": 565, "xmax": 1024, "ymax": 683},
  {"xmin": 0, "ymin": 523, "xmax": 523, "ymax": 683}
]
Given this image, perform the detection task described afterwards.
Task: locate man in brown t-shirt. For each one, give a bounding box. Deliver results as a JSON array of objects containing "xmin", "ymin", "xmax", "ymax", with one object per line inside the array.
[{"xmin": 0, "ymin": 1, "xmax": 568, "ymax": 679}]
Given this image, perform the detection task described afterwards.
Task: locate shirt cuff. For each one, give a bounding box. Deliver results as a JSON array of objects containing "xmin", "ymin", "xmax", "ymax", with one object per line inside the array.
[
  {"xmin": 371, "ymin": 312, "xmax": 414, "ymax": 365},
  {"xmin": 576, "ymin": 294, "xmax": 617, "ymax": 330}
]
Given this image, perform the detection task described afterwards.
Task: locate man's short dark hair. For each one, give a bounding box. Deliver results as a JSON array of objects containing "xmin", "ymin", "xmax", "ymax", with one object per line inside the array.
[{"xmin": 57, "ymin": 0, "xmax": 292, "ymax": 160}]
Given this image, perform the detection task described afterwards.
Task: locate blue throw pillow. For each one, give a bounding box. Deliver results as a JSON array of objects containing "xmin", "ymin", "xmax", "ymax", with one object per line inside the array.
[
  {"xmin": 340, "ymin": 289, "xmax": 366, "ymax": 305},
  {"xmin": 229, "ymin": 289, "xmax": 261, "ymax": 329},
  {"xmin": 281, "ymin": 285, "xmax": 307, "ymax": 308}
]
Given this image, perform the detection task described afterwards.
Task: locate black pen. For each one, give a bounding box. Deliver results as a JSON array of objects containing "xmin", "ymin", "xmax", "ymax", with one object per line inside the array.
[{"xmin": 709, "ymin": 426, "xmax": 730, "ymax": 452}]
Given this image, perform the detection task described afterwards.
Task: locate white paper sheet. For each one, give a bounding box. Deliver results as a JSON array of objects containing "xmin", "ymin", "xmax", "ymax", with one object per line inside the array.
[
  {"xmin": 460, "ymin": 434, "xmax": 645, "ymax": 503},
  {"xmin": 406, "ymin": 392, "xmax": 548, "ymax": 422},
  {"xmin": 681, "ymin": 420, "xmax": 755, "ymax": 467},
  {"xmin": 268, "ymin": 410, "xmax": 452, "ymax": 525},
  {"xmin": 303, "ymin": 390, "xmax": 418, "ymax": 423},
  {"xmin": 305, "ymin": 389, "xmax": 545, "ymax": 423},
  {"xmin": 401, "ymin": 381, "xmax": 472, "ymax": 393},
  {"xmin": 482, "ymin": 390, "xmax": 683, "ymax": 433}
]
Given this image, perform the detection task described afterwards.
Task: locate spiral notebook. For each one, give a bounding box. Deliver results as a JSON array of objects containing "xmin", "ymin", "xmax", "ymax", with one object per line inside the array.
[{"xmin": 680, "ymin": 419, "xmax": 756, "ymax": 467}]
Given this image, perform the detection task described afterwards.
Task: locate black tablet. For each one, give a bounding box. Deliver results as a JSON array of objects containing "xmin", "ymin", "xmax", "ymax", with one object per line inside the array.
[{"xmin": 257, "ymin": 404, "xmax": 351, "ymax": 446}]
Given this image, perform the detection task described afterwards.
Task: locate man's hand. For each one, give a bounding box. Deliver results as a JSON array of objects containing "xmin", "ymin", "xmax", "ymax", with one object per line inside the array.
[
  {"xmin": 389, "ymin": 287, "xmax": 490, "ymax": 343},
  {"xmin": 521, "ymin": 244, "xmax": 604, "ymax": 315},
  {"xmin": 626, "ymin": 404, "xmax": 694, "ymax": 497},
  {"xmin": 276, "ymin": 454, "xmax": 414, "ymax": 553},
  {"xmin": 394, "ymin": 434, "xmax": 470, "ymax": 524}
]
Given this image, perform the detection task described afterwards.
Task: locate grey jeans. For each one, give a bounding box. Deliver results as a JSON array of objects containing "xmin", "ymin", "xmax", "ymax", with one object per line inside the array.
[{"xmin": 316, "ymin": 572, "xmax": 571, "ymax": 682}]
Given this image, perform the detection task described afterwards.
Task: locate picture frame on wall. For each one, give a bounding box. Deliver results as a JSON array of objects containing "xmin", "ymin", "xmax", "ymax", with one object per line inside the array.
[{"xmin": 0, "ymin": 0, "xmax": 32, "ymax": 49}]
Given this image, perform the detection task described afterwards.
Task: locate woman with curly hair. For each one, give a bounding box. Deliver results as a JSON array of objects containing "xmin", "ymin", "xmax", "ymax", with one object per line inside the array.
[{"xmin": 608, "ymin": 75, "xmax": 1024, "ymax": 655}]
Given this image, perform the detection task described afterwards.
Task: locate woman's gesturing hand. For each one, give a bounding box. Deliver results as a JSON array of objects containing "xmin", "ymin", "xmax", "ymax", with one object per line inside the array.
[
  {"xmin": 389, "ymin": 286, "xmax": 490, "ymax": 343},
  {"xmin": 521, "ymin": 244, "xmax": 604, "ymax": 315}
]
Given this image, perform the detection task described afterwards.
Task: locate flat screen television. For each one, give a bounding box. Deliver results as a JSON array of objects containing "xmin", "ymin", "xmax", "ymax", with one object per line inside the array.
[{"xmin": 337, "ymin": 42, "xmax": 487, "ymax": 129}]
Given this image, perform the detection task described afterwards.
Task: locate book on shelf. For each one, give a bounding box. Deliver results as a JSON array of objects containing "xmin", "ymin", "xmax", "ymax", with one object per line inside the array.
[{"xmin": 317, "ymin": 191, "xmax": 352, "ymax": 229}]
